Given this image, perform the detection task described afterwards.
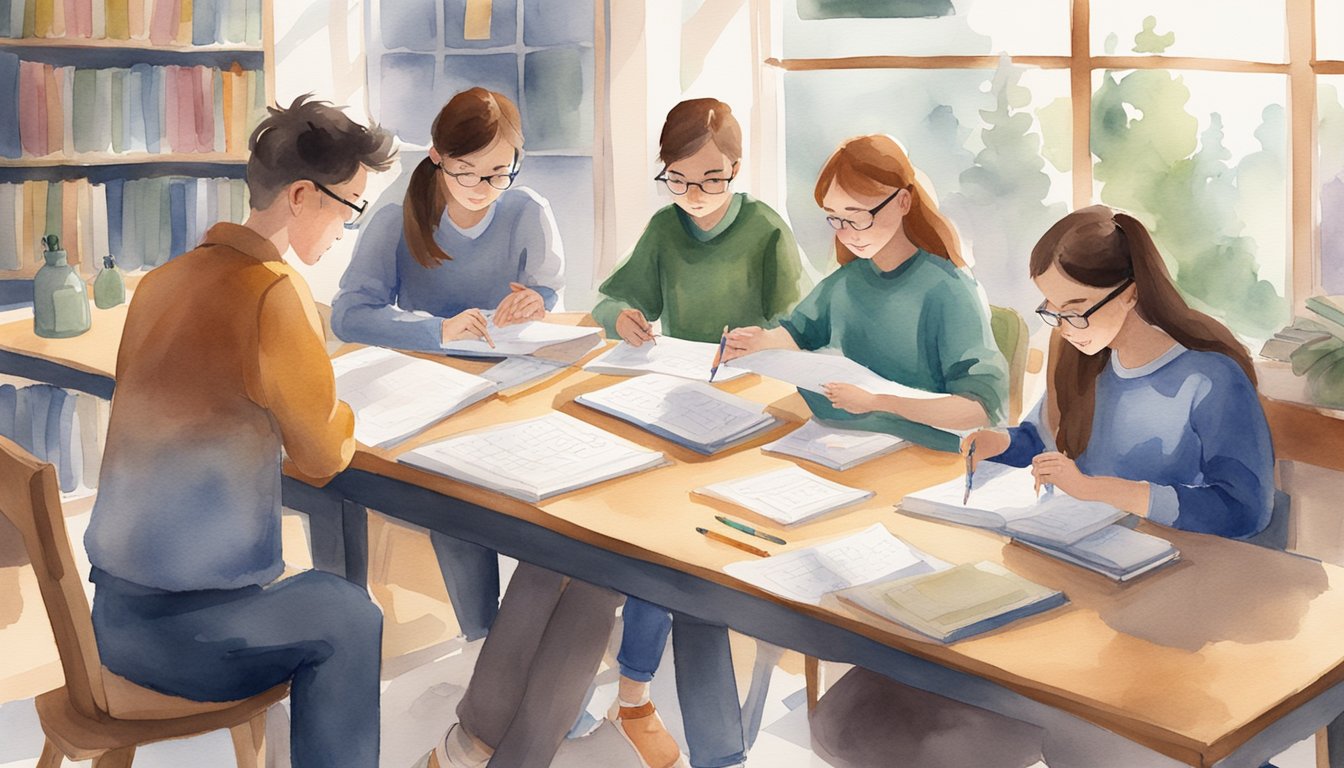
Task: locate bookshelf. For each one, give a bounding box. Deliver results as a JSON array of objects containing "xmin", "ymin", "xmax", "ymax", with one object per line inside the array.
[{"xmin": 0, "ymin": 0, "xmax": 275, "ymax": 282}]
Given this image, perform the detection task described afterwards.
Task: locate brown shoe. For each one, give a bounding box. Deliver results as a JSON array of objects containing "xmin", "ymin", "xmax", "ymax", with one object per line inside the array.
[{"xmin": 609, "ymin": 700, "xmax": 689, "ymax": 768}]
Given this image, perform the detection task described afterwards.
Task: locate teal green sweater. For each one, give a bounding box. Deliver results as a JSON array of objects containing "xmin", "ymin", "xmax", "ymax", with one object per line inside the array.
[
  {"xmin": 592, "ymin": 194, "xmax": 804, "ymax": 343},
  {"xmin": 780, "ymin": 250, "xmax": 1009, "ymax": 452}
]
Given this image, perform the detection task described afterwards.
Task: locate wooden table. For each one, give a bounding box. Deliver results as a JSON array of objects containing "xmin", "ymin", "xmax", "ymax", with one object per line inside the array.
[{"xmin": 4, "ymin": 306, "xmax": 1344, "ymax": 768}]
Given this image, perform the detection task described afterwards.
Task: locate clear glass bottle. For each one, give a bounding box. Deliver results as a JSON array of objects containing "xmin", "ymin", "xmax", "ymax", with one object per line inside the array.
[
  {"xmin": 33, "ymin": 235, "xmax": 92, "ymax": 338},
  {"xmin": 94, "ymin": 254, "xmax": 126, "ymax": 309}
]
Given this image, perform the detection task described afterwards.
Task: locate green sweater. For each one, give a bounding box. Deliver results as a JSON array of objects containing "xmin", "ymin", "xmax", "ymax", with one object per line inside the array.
[
  {"xmin": 593, "ymin": 194, "xmax": 804, "ymax": 343},
  {"xmin": 780, "ymin": 250, "xmax": 1009, "ymax": 452}
]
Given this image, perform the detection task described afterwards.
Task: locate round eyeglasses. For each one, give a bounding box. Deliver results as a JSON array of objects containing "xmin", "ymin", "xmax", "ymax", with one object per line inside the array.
[
  {"xmin": 1036, "ymin": 279, "xmax": 1134, "ymax": 329},
  {"xmin": 824, "ymin": 187, "xmax": 904, "ymax": 232},
  {"xmin": 438, "ymin": 150, "xmax": 521, "ymax": 191},
  {"xmin": 654, "ymin": 173, "xmax": 735, "ymax": 196}
]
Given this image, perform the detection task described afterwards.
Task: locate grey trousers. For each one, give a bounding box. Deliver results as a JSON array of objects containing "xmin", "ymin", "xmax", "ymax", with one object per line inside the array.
[{"xmin": 457, "ymin": 561, "xmax": 622, "ymax": 768}]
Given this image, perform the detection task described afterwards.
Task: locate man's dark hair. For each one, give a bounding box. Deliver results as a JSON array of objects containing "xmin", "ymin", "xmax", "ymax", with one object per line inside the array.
[{"xmin": 246, "ymin": 94, "xmax": 397, "ymax": 209}]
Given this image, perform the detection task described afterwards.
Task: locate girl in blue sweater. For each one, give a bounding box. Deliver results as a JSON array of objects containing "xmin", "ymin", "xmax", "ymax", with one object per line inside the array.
[{"xmin": 966, "ymin": 205, "xmax": 1274, "ymax": 539}]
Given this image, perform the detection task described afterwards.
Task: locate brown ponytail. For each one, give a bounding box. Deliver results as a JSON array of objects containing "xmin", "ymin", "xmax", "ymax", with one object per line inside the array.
[
  {"xmin": 813, "ymin": 134, "xmax": 964, "ymax": 268},
  {"xmin": 403, "ymin": 87, "xmax": 524, "ymax": 268},
  {"xmin": 1031, "ymin": 206, "xmax": 1255, "ymax": 457}
]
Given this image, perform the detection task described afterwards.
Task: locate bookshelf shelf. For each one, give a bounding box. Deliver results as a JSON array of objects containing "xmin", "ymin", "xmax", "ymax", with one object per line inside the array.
[
  {"xmin": 0, "ymin": 152, "xmax": 250, "ymax": 167},
  {"xmin": 0, "ymin": 37, "xmax": 264, "ymax": 54}
]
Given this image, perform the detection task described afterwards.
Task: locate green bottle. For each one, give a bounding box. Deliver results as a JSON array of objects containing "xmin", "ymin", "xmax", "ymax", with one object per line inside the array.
[
  {"xmin": 33, "ymin": 235, "xmax": 92, "ymax": 339},
  {"xmin": 94, "ymin": 254, "xmax": 126, "ymax": 309}
]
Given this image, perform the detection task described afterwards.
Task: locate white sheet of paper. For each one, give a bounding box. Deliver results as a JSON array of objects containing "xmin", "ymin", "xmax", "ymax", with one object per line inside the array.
[
  {"xmin": 481, "ymin": 356, "xmax": 568, "ymax": 391},
  {"xmin": 723, "ymin": 523, "xmax": 945, "ymax": 605},
  {"xmin": 332, "ymin": 347, "xmax": 498, "ymax": 448},
  {"xmin": 439, "ymin": 314, "xmax": 602, "ymax": 357},
  {"xmin": 726, "ymin": 349, "xmax": 943, "ymax": 399},
  {"xmin": 584, "ymin": 337, "xmax": 748, "ymax": 382},
  {"xmin": 696, "ymin": 465, "xmax": 873, "ymax": 526},
  {"xmin": 762, "ymin": 419, "xmax": 906, "ymax": 470},
  {"xmin": 577, "ymin": 373, "xmax": 770, "ymax": 447}
]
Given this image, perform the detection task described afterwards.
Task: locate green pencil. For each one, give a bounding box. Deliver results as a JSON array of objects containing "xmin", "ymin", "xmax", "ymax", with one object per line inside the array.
[{"xmin": 714, "ymin": 515, "xmax": 786, "ymax": 546}]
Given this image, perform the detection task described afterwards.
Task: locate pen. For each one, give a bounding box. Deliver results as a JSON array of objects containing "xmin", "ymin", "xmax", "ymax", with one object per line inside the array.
[
  {"xmin": 696, "ymin": 527, "xmax": 770, "ymax": 558},
  {"xmin": 709, "ymin": 325, "xmax": 729, "ymax": 382},
  {"xmin": 715, "ymin": 515, "xmax": 786, "ymax": 546},
  {"xmin": 963, "ymin": 440, "xmax": 976, "ymax": 505}
]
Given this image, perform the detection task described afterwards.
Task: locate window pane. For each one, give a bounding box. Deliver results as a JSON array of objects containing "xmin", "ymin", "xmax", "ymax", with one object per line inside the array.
[
  {"xmin": 379, "ymin": 53, "xmax": 437, "ymax": 145},
  {"xmin": 381, "ymin": 0, "xmax": 438, "ymax": 52},
  {"xmin": 522, "ymin": 0, "xmax": 593, "ymax": 46},
  {"xmin": 784, "ymin": 66, "xmax": 1071, "ymax": 324},
  {"xmin": 1090, "ymin": 1, "xmax": 1285, "ymax": 62},
  {"xmin": 443, "ymin": 0, "xmax": 518, "ymax": 49},
  {"xmin": 1091, "ymin": 69, "xmax": 1288, "ymax": 339},
  {"xmin": 523, "ymin": 47, "xmax": 593, "ymax": 151},
  {"xmin": 1321, "ymin": 77, "xmax": 1344, "ymax": 294},
  {"xmin": 441, "ymin": 53, "xmax": 521, "ymax": 114},
  {"xmin": 782, "ymin": 0, "xmax": 1069, "ymax": 58},
  {"xmin": 1320, "ymin": 0, "xmax": 1344, "ymax": 62}
]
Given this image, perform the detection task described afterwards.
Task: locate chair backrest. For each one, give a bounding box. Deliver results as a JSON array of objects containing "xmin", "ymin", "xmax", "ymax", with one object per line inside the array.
[
  {"xmin": 990, "ymin": 305, "xmax": 1029, "ymax": 425},
  {"xmin": 0, "ymin": 435, "xmax": 108, "ymax": 718}
]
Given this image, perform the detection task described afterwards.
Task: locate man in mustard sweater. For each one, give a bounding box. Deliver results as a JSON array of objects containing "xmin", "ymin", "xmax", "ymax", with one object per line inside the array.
[{"xmin": 84, "ymin": 95, "xmax": 395, "ymax": 768}]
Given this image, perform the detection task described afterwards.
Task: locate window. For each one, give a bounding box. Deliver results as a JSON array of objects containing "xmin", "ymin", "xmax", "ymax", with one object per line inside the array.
[{"xmin": 774, "ymin": 0, "xmax": 1335, "ymax": 341}]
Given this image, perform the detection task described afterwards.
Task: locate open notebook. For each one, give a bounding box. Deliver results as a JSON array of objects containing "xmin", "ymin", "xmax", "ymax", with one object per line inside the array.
[
  {"xmin": 584, "ymin": 337, "xmax": 749, "ymax": 382},
  {"xmin": 397, "ymin": 411, "xmax": 667, "ymax": 502},
  {"xmin": 762, "ymin": 419, "xmax": 908, "ymax": 471},
  {"xmin": 694, "ymin": 465, "xmax": 873, "ymax": 526},
  {"xmin": 439, "ymin": 314, "xmax": 602, "ymax": 358},
  {"xmin": 834, "ymin": 561, "xmax": 1066, "ymax": 643},
  {"xmin": 332, "ymin": 347, "xmax": 498, "ymax": 449},
  {"xmin": 725, "ymin": 349, "xmax": 942, "ymax": 399},
  {"xmin": 900, "ymin": 463, "xmax": 1126, "ymax": 548},
  {"xmin": 575, "ymin": 373, "xmax": 777, "ymax": 454}
]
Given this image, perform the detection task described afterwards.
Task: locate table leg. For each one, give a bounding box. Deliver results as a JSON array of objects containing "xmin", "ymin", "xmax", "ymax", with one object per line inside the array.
[{"xmin": 282, "ymin": 476, "xmax": 368, "ymax": 587}]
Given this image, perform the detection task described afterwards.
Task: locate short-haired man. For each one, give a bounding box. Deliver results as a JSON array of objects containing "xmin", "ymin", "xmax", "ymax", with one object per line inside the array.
[{"xmin": 85, "ymin": 95, "xmax": 396, "ymax": 768}]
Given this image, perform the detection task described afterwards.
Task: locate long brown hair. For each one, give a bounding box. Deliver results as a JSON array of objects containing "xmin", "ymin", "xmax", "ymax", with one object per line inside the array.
[
  {"xmin": 403, "ymin": 88, "xmax": 524, "ymax": 268},
  {"xmin": 658, "ymin": 98, "xmax": 742, "ymax": 166},
  {"xmin": 1031, "ymin": 205, "xmax": 1255, "ymax": 457},
  {"xmin": 813, "ymin": 135, "xmax": 964, "ymax": 268}
]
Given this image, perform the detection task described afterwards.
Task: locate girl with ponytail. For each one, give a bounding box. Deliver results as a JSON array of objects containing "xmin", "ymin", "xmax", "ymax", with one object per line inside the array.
[
  {"xmin": 964, "ymin": 205, "xmax": 1274, "ymax": 538},
  {"xmin": 331, "ymin": 87, "xmax": 564, "ymax": 352},
  {"xmin": 724, "ymin": 134, "xmax": 1009, "ymax": 452}
]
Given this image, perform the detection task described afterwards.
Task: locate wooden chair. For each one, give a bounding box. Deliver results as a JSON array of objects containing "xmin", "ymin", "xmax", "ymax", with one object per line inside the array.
[{"xmin": 0, "ymin": 435, "xmax": 288, "ymax": 767}]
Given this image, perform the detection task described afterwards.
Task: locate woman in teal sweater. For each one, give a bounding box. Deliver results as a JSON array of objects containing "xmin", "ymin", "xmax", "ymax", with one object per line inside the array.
[{"xmin": 724, "ymin": 133, "xmax": 1008, "ymax": 452}]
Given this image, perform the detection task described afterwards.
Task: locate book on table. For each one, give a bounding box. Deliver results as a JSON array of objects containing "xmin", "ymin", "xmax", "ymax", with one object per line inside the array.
[
  {"xmin": 397, "ymin": 411, "xmax": 667, "ymax": 503},
  {"xmin": 833, "ymin": 561, "xmax": 1067, "ymax": 643},
  {"xmin": 438, "ymin": 313, "xmax": 603, "ymax": 358},
  {"xmin": 761, "ymin": 418, "xmax": 908, "ymax": 471},
  {"xmin": 1016, "ymin": 525, "xmax": 1179, "ymax": 582},
  {"xmin": 332, "ymin": 347, "xmax": 498, "ymax": 449},
  {"xmin": 899, "ymin": 462, "xmax": 1125, "ymax": 548},
  {"xmin": 575, "ymin": 372, "xmax": 778, "ymax": 454},
  {"xmin": 583, "ymin": 337, "xmax": 749, "ymax": 382},
  {"xmin": 694, "ymin": 465, "xmax": 874, "ymax": 526}
]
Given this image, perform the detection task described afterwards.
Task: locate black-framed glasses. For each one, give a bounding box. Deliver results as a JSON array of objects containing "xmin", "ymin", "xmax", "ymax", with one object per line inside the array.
[
  {"xmin": 1036, "ymin": 278, "xmax": 1134, "ymax": 329},
  {"xmin": 311, "ymin": 180, "xmax": 368, "ymax": 229},
  {"xmin": 654, "ymin": 172, "xmax": 736, "ymax": 196},
  {"xmin": 438, "ymin": 150, "xmax": 521, "ymax": 190},
  {"xmin": 825, "ymin": 187, "xmax": 905, "ymax": 231}
]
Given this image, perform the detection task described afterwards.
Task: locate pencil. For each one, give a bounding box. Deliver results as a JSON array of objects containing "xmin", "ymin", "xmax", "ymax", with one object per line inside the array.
[{"xmin": 696, "ymin": 527, "xmax": 770, "ymax": 558}]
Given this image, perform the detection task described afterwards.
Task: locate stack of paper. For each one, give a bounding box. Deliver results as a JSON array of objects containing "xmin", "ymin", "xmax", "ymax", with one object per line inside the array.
[
  {"xmin": 397, "ymin": 412, "xmax": 666, "ymax": 503},
  {"xmin": 726, "ymin": 349, "xmax": 941, "ymax": 399},
  {"xmin": 583, "ymin": 337, "xmax": 749, "ymax": 382},
  {"xmin": 332, "ymin": 347, "xmax": 498, "ymax": 449},
  {"xmin": 694, "ymin": 466, "xmax": 874, "ymax": 526},
  {"xmin": 440, "ymin": 315, "xmax": 603, "ymax": 358},
  {"xmin": 899, "ymin": 463, "xmax": 1125, "ymax": 548},
  {"xmin": 1018, "ymin": 526, "xmax": 1179, "ymax": 582},
  {"xmin": 835, "ymin": 561, "xmax": 1066, "ymax": 643},
  {"xmin": 762, "ymin": 419, "xmax": 908, "ymax": 471},
  {"xmin": 575, "ymin": 373, "xmax": 777, "ymax": 454},
  {"xmin": 723, "ymin": 523, "xmax": 947, "ymax": 605}
]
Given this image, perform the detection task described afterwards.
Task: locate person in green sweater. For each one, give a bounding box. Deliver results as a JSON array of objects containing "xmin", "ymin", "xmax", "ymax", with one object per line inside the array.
[
  {"xmin": 592, "ymin": 98, "xmax": 803, "ymax": 345},
  {"xmin": 724, "ymin": 133, "xmax": 1008, "ymax": 453},
  {"xmin": 592, "ymin": 98, "xmax": 805, "ymax": 768}
]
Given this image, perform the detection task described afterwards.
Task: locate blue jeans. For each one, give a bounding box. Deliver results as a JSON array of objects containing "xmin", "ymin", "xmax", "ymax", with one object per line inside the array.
[
  {"xmin": 90, "ymin": 568, "xmax": 382, "ymax": 768},
  {"xmin": 618, "ymin": 596, "xmax": 672, "ymax": 682},
  {"xmin": 673, "ymin": 611, "xmax": 748, "ymax": 768},
  {"xmin": 430, "ymin": 530, "xmax": 500, "ymax": 640}
]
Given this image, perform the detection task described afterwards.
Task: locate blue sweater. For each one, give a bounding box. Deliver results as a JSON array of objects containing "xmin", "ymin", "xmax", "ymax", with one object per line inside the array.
[
  {"xmin": 330, "ymin": 186, "xmax": 565, "ymax": 352},
  {"xmin": 994, "ymin": 344, "xmax": 1274, "ymax": 539}
]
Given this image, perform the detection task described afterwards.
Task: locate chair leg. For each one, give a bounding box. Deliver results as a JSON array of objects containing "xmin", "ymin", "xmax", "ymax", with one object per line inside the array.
[
  {"xmin": 231, "ymin": 710, "xmax": 268, "ymax": 768},
  {"xmin": 37, "ymin": 739, "xmax": 63, "ymax": 768},
  {"xmin": 91, "ymin": 746, "xmax": 136, "ymax": 768},
  {"xmin": 805, "ymin": 655, "xmax": 822, "ymax": 713}
]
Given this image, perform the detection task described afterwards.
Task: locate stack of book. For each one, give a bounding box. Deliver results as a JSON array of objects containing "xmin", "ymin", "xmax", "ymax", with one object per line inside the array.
[{"xmin": 576, "ymin": 372, "xmax": 778, "ymax": 454}]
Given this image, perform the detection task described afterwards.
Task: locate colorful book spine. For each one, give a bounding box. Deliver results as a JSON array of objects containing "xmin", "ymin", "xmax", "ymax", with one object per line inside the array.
[{"xmin": 0, "ymin": 52, "xmax": 19, "ymax": 158}]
